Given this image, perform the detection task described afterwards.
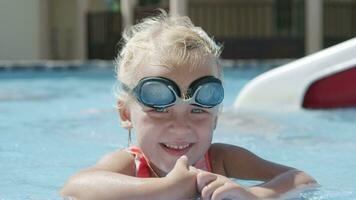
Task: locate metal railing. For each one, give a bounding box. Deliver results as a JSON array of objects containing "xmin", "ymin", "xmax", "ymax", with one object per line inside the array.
[{"xmin": 87, "ymin": 12, "xmax": 122, "ymax": 59}]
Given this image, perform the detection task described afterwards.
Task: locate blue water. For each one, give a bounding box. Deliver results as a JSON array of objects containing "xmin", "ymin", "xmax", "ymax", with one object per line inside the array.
[{"xmin": 0, "ymin": 66, "xmax": 355, "ymax": 200}]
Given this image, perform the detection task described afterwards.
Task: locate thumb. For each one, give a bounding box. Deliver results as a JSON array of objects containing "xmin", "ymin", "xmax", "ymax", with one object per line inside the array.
[
  {"xmin": 167, "ymin": 155, "xmax": 189, "ymax": 178},
  {"xmin": 174, "ymin": 155, "xmax": 188, "ymax": 170}
]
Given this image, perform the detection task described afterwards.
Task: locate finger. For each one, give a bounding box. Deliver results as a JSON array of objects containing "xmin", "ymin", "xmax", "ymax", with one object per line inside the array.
[
  {"xmin": 188, "ymin": 166, "xmax": 198, "ymax": 174},
  {"xmin": 197, "ymin": 172, "xmax": 217, "ymax": 192},
  {"xmin": 179, "ymin": 155, "xmax": 188, "ymax": 163},
  {"xmin": 211, "ymin": 183, "xmax": 236, "ymax": 200},
  {"xmin": 201, "ymin": 179, "xmax": 225, "ymax": 200},
  {"xmin": 174, "ymin": 155, "xmax": 188, "ymax": 170}
]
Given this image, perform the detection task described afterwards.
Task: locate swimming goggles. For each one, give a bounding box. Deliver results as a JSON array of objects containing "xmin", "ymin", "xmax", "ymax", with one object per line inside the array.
[{"xmin": 122, "ymin": 76, "xmax": 224, "ymax": 109}]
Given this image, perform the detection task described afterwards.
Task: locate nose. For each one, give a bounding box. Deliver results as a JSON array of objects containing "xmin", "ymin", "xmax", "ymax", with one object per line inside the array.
[{"xmin": 169, "ymin": 104, "xmax": 192, "ymax": 135}]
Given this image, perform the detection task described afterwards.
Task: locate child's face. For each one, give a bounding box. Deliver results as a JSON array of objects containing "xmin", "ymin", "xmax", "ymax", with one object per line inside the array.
[{"xmin": 123, "ymin": 55, "xmax": 220, "ymax": 176}]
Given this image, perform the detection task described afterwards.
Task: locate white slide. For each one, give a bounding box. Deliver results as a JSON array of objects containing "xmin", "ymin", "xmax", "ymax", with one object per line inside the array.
[{"xmin": 234, "ymin": 37, "xmax": 356, "ymax": 111}]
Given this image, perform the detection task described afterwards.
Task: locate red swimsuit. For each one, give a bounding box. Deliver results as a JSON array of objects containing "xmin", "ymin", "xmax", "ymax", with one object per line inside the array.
[{"xmin": 126, "ymin": 146, "xmax": 212, "ymax": 177}]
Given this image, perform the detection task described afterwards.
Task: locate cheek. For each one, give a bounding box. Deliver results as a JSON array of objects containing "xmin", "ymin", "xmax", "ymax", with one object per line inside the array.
[
  {"xmin": 192, "ymin": 113, "xmax": 217, "ymax": 130},
  {"xmin": 132, "ymin": 117, "xmax": 153, "ymax": 141},
  {"xmin": 198, "ymin": 114, "xmax": 217, "ymax": 133},
  {"xmin": 192, "ymin": 115, "xmax": 216, "ymax": 142},
  {"xmin": 130, "ymin": 110, "xmax": 169, "ymax": 145},
  {"xmin": 199, "ymin": 123, "xmax": 214, "ymax": 144}
]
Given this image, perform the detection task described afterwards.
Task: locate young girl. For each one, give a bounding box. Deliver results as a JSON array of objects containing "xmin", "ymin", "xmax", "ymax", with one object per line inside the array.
[{"xmin": 61, "ymin": 11, "xmax": 317, "ymax": 200}]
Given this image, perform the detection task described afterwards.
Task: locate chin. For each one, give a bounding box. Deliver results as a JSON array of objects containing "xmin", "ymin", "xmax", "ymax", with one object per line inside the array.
[
  {"xmin": 164, "ymin": 160, "xmax": 177, "ymax": 173},
  {"xmin": 152, "ymin": 159, "xmax": 175, "ymax": 176}
]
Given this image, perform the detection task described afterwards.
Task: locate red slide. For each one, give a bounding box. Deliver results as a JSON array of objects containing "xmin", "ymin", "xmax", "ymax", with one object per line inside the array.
[{"xmin": 303, "ymin": 66, "xmax": 356, "ymax": 109}]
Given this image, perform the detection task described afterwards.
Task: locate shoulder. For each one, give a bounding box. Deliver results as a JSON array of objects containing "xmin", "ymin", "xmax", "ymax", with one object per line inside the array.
[
  {"xmin": 209, "ymin": 143, "xmax": 246, "ymax": 153},
  {"xmin": 209, "ymin": 143, "xmax": 249, "ymax": 165},
  {"xmin": 209, "ymin": 143, "xmax": 249, "ymax": 159},
  {"xmin": 90, "ymin": 149, "xmax": 136, "ymax": 176},
  {"xmin": 209, "ymin": 143, "xmax": 292, "ymax": 180},
  {"xmin": 208, "ymin": 143, "xmax": 242, "ymax": 175}
]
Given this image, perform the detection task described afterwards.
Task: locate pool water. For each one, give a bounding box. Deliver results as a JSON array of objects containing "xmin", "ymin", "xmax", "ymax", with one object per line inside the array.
[{"xmin": 0, "ymin": 66, "xmax": 355, "ymax": 200}]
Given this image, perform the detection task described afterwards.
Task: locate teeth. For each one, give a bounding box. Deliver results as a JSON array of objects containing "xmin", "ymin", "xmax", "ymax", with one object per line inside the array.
[{"xmin": 164, "ymin": 143, "xmax": 190, "ymax": 150}]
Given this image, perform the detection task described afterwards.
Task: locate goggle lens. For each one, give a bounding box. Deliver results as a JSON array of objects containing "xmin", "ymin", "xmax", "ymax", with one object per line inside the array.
[
  {"xmin": 195, "ymin": 82, "xmax": 224, "ymax": 107},
  {"xmin": 140, "ymin": 82, "xmax": 175, "ymax": 107}
]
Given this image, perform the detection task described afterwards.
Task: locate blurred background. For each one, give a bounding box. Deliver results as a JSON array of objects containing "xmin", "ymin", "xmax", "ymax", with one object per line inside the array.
[{"xmin": 0, "ymin": 0, "xmax": 355, "ymax": 61}]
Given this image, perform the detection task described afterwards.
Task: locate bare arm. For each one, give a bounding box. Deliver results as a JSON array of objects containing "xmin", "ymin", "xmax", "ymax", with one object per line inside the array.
[
  {"xmin": 204, "ymin": 143, "xmax": 317, "ymax": 199},
  {"xmin": 60, "ymin": 151, "xmax": 197, "ymax": 200},
  {"xmin": 61, "ymin": 169, "xmax": 174, "ymax": 200},
  {"xmin": 248, "ymin": 169, "xmax": 317, "ymax": 199}
]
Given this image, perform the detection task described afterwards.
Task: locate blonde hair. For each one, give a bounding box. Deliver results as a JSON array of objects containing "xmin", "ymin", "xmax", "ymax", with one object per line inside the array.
[{"xmin": 115, "ymin": 10, "xmax": 222, "ymax": 101}]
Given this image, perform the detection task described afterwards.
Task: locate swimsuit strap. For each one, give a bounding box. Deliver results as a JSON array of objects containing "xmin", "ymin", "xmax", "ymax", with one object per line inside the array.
[
  {"xmin": 125, "ymin": 146, "xmax": 212, "ymax": 178},
  {"xmin": 125, "ymin": 146, "xmax": 151, "ymax": 177},
  {"xmin": 194, "ymin": 150, "xmax": 212, "ymax": 172}
]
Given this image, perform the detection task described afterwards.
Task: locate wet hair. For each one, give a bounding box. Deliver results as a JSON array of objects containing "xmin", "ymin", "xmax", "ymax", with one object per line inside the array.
[{"xmin": 115, "ymin": 10, "xmax": 222, "ymax": 102}]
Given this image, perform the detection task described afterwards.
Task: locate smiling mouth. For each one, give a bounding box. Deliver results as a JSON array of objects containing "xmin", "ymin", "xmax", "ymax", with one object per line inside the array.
[{"xmin": 160, "ymin": 143, "xmax": 193, "ymax": 156}]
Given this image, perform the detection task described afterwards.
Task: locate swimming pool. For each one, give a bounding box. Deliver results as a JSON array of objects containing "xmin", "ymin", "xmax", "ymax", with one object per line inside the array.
[{"xmin": 1, "ymin": 63, "xmax": 355, "ymax": 200}]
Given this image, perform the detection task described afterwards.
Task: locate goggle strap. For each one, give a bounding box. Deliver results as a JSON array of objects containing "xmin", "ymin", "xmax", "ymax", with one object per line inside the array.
[{"xmin": 121, "ymin": 83, "xmax": 131, "ymax": 93}]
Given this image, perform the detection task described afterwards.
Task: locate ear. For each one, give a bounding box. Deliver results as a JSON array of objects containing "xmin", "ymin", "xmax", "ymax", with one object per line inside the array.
[{"xmin": 117, "ymin": 100, "xmax": 132, "ymax": 129}]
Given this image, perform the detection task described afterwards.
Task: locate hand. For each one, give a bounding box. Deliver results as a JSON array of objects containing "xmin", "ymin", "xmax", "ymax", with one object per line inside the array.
[
  {"xmin": 165, "ymin": 156, "xmax": 199, "ymax": 200},
  {"xmin": 197, "ymin": 170, "xmax": 259, "ymax": 200}
]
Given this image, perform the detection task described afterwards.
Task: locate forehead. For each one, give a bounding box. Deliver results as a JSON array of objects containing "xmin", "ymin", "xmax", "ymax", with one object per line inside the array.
[{"xmin": 135, "ymin": 54, "xmax": 219, "ymax": 88}]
